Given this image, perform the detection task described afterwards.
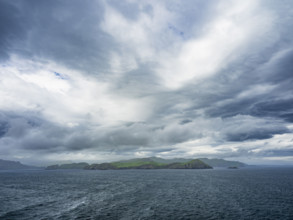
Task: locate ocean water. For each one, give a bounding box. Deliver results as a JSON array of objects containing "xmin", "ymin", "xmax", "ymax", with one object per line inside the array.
[{"xmin": 0, "ymin": 167, "xmax": 293, "ymax": 220}]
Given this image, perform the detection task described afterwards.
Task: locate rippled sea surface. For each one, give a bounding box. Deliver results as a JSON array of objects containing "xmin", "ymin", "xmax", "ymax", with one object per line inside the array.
[{"xmin": 0, "ymin": 167, "xmax": 293, "ymax": 220}]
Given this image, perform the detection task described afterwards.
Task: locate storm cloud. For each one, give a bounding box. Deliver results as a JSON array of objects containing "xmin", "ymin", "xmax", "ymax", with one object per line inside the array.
[{"xmin": 1, "ymin": 0, "xmax": 293, "ymax": 165}]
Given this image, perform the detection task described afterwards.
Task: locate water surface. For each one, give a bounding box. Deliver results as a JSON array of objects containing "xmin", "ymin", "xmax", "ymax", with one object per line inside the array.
[{"xmin": 0, "ymin": 167, "xmax": 293, "ymax": 219}]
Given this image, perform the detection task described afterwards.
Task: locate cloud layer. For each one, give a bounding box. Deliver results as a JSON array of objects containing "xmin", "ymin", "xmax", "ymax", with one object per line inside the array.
[{"xmin": 1, "ymin": 0, "xmax": 293, "ymax": 165}]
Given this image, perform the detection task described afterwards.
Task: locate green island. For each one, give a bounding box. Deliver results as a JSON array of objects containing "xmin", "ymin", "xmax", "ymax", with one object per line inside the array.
[
  {"xmin": 45, "ymin": 157, "xmax": 246, "ymax": 170},
  {"xmin": 85, "ymin": 158, "xmax": 212, "ymax": 170}
]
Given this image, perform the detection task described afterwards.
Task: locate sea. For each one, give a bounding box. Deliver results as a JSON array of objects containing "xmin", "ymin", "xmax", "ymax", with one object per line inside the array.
[{"xmin": 0, "ymin": 167, "xmax": 293, "ymax": 220}]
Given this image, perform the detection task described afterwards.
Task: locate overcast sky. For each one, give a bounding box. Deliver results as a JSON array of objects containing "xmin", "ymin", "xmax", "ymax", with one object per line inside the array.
[{"xmin": 0, "ymin": 0, "xmax": 293, "ymax": 165}]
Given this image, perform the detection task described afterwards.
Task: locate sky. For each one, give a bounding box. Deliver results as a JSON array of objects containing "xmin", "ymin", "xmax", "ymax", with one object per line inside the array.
[{"xmin": 0, "ymin": 0, "xmax": 293, "ymax": 166}]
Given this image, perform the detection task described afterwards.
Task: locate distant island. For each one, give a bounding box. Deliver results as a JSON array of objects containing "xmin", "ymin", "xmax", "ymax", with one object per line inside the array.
[
  {"xmin": 0, "ymin": 159, "xmax": 42, "ymax": 170},
  {"xmin": 84, "ymin": 158, "xmax": 212, "ymax": 170},
  {"xmin": 46, "ymin": 162, "xmax": 89, "ymax": 170},
  {"xmin": 0, "ymin": 157, "xmax": 247, "ymax": 170},
  {"xmin": 45, "ymin": 157, "xmax": 247, "ymax": 170}
]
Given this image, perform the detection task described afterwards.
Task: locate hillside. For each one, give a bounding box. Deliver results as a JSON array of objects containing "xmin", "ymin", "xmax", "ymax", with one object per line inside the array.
[
  {"xmin": 114, "ymin": 157, "xmax": 246, "ymax": 167},
  {"xmin": 44, "ymin": 157, "xmax": 246, "ymax": 170},
  {"xmin": 84, "ymin": 158, "xmax": 212, "ymax": 170}
]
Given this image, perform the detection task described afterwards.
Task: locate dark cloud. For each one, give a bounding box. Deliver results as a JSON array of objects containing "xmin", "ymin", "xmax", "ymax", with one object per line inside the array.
[
  {"xmin": 0, "ymin": 112, "xmax": 41, "ymax": 138},
  {"xmin": 225, "ymin": 126, "xmax": 290, "ymax": 142},
  {"xmin": 0, "ymin": 0, "xmax": 114, "ymax": 74},
  {"xmin": 201, "ymin": 48, "xmax": 293, "ymax": 128},
  {"xmin": 226, "ymin": 147, "xmax": 293, "ymax": 159},
  {"xmin": 0, "ymin": 121, "xmax": 8, "ymax": 138},
  {"xmin": 0, "ymin": 0, "xmax": 30, "ymax": 61},
  {"xmin": 264, "ymin": 50, "xmax": 293, "ymax": 83},
  {"xmin": 220, "ymin": 114, "xmax": 291, "ymax": 142},
  {"xmin": 179, "ymin": 119, "xmax": 192, "ymax": 125},
  {"xmin": 0, "ymin": 111, "xmax": 66, "ymax": 151},
  {"xmin": 251, "ymin": 98, "xmax": 293, "ymax": 122}
]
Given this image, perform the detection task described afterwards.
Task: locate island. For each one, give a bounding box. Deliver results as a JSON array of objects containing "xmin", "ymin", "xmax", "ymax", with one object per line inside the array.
[
  {"xmin": 0, "ymin": 159, "xmax": 42, "ymax": 170},
  {"xmin": 84, "ymin": 158, "xmax": 212, "ymax": 170},
  {"xmin": 44, "ymin": 157, "xmax": 247, "ymax": 170}
]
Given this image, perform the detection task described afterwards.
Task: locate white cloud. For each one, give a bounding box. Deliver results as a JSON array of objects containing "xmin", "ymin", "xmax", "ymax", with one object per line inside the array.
[
  {"xmin": 100, "ymin": 0, "xmax": 177, "ymax": 71},
  {"xmin": 156, "ymin": 0, "xmax": 274, "ymax": 89},
  {"xmin": 0, "ymin": 56, "xmax": 151, "ymax": 126}
]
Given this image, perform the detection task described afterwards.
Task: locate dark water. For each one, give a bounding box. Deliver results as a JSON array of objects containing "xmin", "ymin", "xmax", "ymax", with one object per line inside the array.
[{"xmin": 0, "ymin": 167, "xmax": 293, "ymax": 220}]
